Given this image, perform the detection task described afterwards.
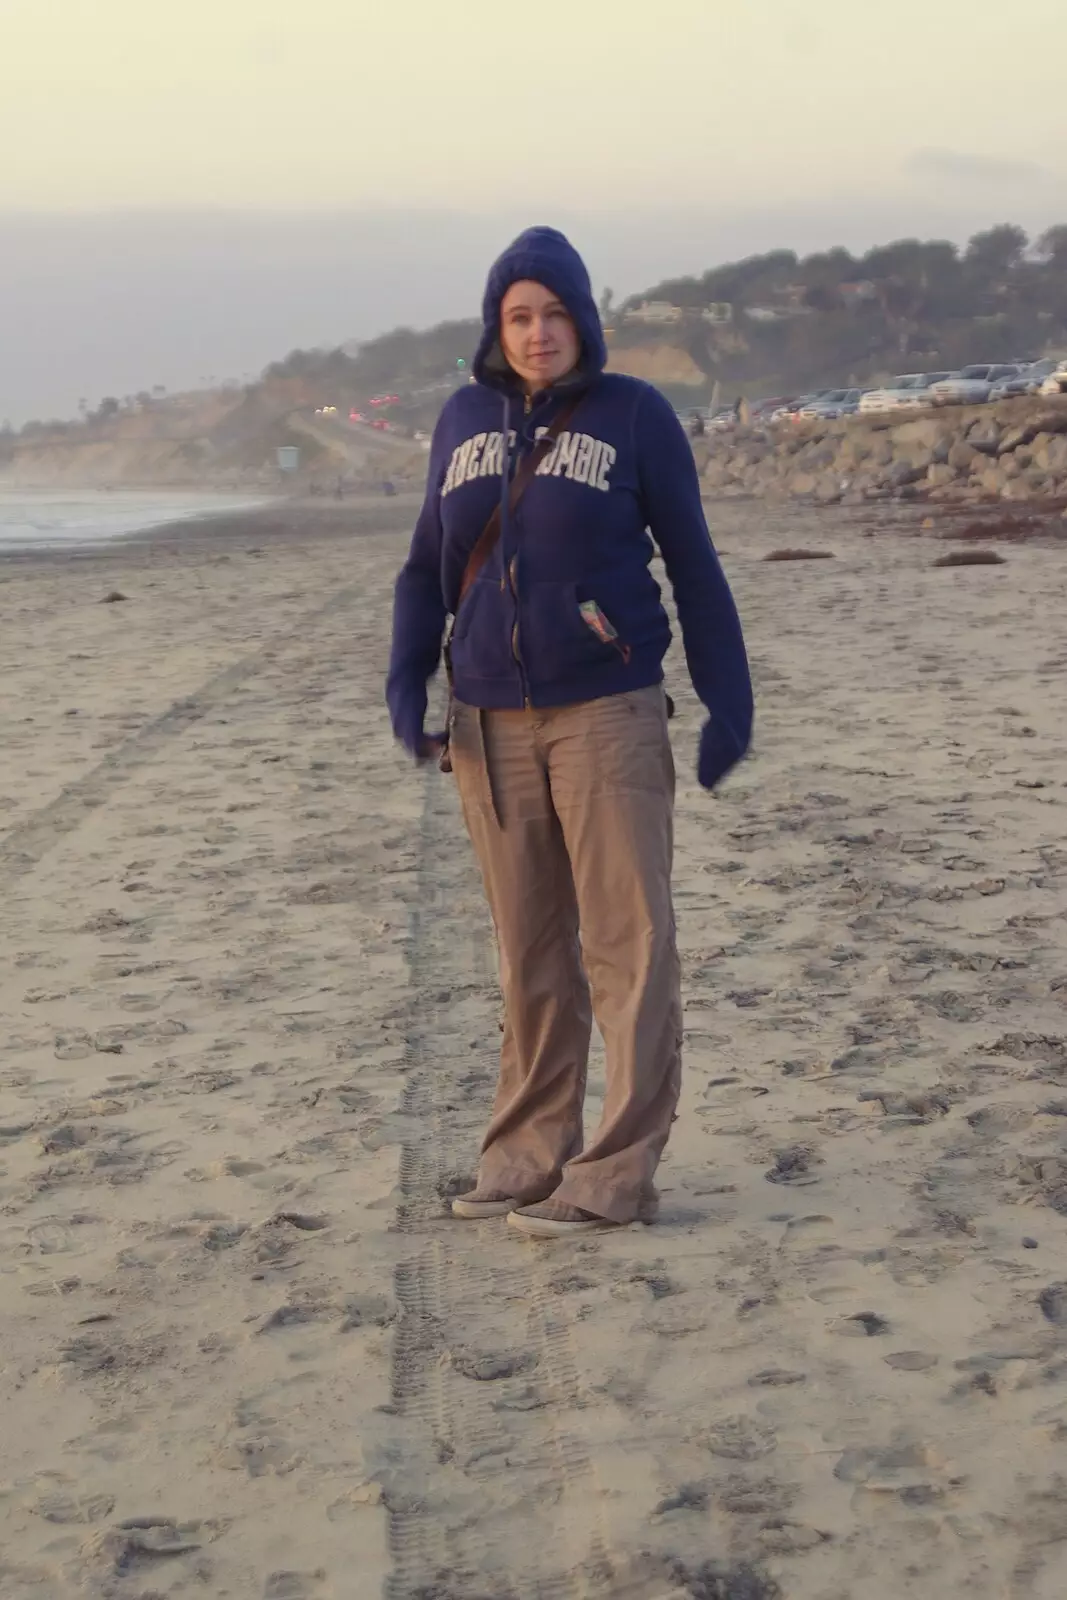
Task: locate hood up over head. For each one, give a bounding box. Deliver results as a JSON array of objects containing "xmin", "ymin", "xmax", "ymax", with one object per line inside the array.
[{"xmin": 472, "ymin": 226, "xmax": 607, "ymax": 392}]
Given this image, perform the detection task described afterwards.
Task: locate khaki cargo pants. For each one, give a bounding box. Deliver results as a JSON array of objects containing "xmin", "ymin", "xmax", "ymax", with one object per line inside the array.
[{"xmin": 449, "ymin": 684, "xmax": 683, "ymax": 1224}]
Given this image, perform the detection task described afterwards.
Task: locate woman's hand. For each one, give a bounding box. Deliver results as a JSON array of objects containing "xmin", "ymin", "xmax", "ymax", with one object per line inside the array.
[{"xmin": 417, "ymin": 732, "xmax": 446, "ymax": 762}]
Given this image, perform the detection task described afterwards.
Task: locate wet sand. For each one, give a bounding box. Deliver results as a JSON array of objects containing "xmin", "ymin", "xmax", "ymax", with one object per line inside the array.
[{"xmin": 1, "ymin": 501, "xmax": 1065, "ymax": 1599}]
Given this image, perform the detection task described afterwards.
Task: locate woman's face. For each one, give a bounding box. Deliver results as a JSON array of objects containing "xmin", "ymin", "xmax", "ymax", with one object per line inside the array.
[{"xmin": 499, "ymin": 279, "xmax": 580, "ymax": 391}]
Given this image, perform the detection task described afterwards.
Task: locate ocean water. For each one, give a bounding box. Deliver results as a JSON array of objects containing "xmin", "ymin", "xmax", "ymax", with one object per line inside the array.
[{"xmin": 0, "ymin": 490, "xmax": 266, "ymax": 552}]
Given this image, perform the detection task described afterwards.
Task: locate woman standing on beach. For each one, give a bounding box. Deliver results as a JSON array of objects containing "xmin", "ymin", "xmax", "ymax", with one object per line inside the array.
[{"xmin": 387, "ymin": 227, "xmax": 753, "ymax": 1238}]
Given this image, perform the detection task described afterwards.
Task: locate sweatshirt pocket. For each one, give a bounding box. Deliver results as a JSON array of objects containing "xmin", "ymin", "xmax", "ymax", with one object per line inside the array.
[
  {"xmin": 449, "ymin": 579, "xmax": 515, "ymax": 683},
  {"xmin": 521, "ymin": 582, "xmax": 630, "ymax": 681},
  {"xmin": 577, "ymin": 600, "xmax": 631, "ymax": 663}
]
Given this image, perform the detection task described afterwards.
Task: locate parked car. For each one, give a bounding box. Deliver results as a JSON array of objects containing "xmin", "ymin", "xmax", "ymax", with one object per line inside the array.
[
  {"xmin": 771, "ymin": 393, "xmax": 825, "ymax": 421},
  {"xmin": 748, "ymin": 396, "xmax": 794, "ymax": 422},
  {"xmin": 988, "ymin": 359, "xmax": 1060, "ymax": 402},
  {"xmin": 858, "ymin": 373, "xmax": 954, "ymax": 414},
  {"xmin": 706, "ymin": 407, "xmax": 738, "ymax": 433},
  {"xmin": 797, "ymin": 388, "xmax": 863, "ymax": 420},
  {"xmin": 1039, "ymin": 359, "xmax": 1067, "ymax": 397},
  {"xmin": 928, "ymin": 364, "xmax": 1023, "ymax": 406}
]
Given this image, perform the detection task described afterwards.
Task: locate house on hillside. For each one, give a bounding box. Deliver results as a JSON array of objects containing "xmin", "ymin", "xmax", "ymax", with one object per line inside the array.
[
  {"xmin": 744, "ymin": 301, "xmax": 814, "ymax": 323},
  {"xmin": 741, "ymin": 283, "xmax": 816, "ymax": 322},
  {"xmin": 778, "ymin": 283, "xmax": 811, "ymax": 311},
  {"xmin": 623, "ymin": 301, "xmax": 685, "ymax": 325},
  {"xmin": 840, "ymin": 280, "xmax": 878, "ymax": 306}
]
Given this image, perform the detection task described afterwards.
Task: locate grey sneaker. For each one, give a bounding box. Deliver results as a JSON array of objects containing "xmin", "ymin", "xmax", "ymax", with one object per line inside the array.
[
  {"xmin": 451, "ymin": 1189, "xmax": 520, "ymax": 1220},
  {"xmin": 507, "ymin": 1200, "xmax": 620, "ymax": 1239}
]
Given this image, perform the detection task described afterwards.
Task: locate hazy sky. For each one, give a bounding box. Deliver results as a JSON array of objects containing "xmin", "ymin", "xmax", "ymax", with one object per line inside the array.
[
  {"xmin": 3, "ymin": 0, "xmax": 1066, "ymax": 421},
  {"xmin": 3, "ymin": 0, "xmax": 1065, "ymax": 211},
  {"xmin": 2, "ymin": 0, "xmax": 1067, "ymax": 211}
]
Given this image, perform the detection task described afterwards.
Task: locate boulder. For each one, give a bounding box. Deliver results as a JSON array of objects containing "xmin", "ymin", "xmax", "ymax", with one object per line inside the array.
[
  {"xmin": 926, "ymin": 463, "xmax": 958, "ymax": 489},
  {"xmin": 1032, "ymin": 435, "xmax": 1067, "ymax": 474},
  {"xmin": 974, "ymin": 463, "xmax": 1008, "ymax": 496},
  {"xmin": 847, "ymin": 471, "xmax": 881, "ymax": 498},
  {"xmin": 889, "ymin": 418, "xmax": 950, "ymax": 452},
  {"xmin": 798, "ymin": 443, "xmax": 837, "ymax": 471},
  {"xmin": 887, "ymin": 459, "xmax": 926, "ymax": 489},
  {"xmin": 835, "ymin": 436, "xmax": 869, "ymax": 469},
  {"xmin": 948, "ymin": 440, "xmax": 977, "ymax": 472},
  {"xmin": 997, "ymin": 423, "xmax": 1040, "ymax": 455},
  {"xmin": 968, "ymin": 421, "xmax": 1002, "ymax": 455},
  {"xmin": 789, "ymin": 472, "xmax": 819, "ymax": 497}
]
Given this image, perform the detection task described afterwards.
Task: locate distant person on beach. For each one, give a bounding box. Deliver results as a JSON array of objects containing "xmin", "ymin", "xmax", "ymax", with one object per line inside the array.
[{"xmin": 387, "ymin": 227, "xmax": 752, "ymax": 1239}]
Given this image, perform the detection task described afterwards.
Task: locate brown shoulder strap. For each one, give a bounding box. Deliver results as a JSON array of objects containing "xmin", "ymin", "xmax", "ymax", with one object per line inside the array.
[{"xmin": 456, "ymin": 395, "xmax": 583, "ymax": 608}]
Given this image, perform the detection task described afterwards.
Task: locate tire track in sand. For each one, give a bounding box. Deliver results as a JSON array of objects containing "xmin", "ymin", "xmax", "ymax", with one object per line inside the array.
[
  {"xmin": 0, "ymin": 584, "xmax": 363, "ymax": 882},
  {"xmin": 388, "ymin": 770, "xmax": 615, "ymax": 1600}
]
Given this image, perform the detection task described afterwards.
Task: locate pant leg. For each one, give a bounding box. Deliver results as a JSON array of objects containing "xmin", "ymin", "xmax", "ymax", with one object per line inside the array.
[
  {"xmin": 545, "ymin": 686, "xmax": 683, "ymax": 1224},
  {"xmin": 449, "ymin": 700, "xmax": 592, "ymax": 1201}
]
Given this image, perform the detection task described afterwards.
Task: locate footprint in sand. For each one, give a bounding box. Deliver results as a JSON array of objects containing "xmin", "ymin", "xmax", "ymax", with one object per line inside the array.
[
  {"xmin": 700, "ymin": 1416, "xmax": 778, "ymax": 1462},
  {"xmin": 262, "ymin": 1573, "xmax": 329, "ymax": 1600},
  {"xmin": 884, "ymin": 1350, "xmax": 939, "ymax": 1372},
  {"xmin": 831, "ymin": 1311, "xmax": 891, "ymax": 1338},
  {"xmin": 778, "ymin": 1213, "xmax": 836, "ymax": 1249}
]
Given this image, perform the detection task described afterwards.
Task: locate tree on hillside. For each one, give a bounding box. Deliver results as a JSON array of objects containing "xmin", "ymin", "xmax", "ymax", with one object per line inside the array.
[
  {"xmin": 1036, "ymin": 226, "xmax": 1067, "ymax": 267},
  {"xmin": 965, "ymin": 224, "xmax": 1028, "ymax": 280},
  {"xmin": 704, "ymin": 250, "xmax": 799, "ymax": 309},
  {"xmin": 798, "ymin": 247, "xmax": 858, "ymax": 290},
  {"xmin": 599, "ymin": 287, "xmax": 614, "ymax": 321},
  {"xmin": 803, "ymin": 284, "xmax": 841, "ymax": 313},
  {"xmin": 861, "ymin": 237, "xmax": 954, "ymax": 288}
]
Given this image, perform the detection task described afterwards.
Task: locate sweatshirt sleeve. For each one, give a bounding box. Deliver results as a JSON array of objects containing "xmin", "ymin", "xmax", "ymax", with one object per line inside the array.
[
  {"xmin": 635, "ymin": 385, "xmax": 754, "ymax": 787},
  {"xmin": 385, "ymin": 422, "xmax": 450, "ymax": 756}
]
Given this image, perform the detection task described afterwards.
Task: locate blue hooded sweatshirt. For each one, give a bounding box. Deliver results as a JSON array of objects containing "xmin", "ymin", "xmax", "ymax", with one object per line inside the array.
[{"xmin": 386, "ymin": 226, "xmax": 753, "ymax": 789}]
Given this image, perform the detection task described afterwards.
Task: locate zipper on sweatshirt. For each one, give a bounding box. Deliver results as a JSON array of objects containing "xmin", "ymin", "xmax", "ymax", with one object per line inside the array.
[
  {"xmin": 508, "ymin": 396, "xmax": 533, "ymax": 706},
  {"xmin": 509, "ymin": 556, "xmax": 531, "ymax": 705}
]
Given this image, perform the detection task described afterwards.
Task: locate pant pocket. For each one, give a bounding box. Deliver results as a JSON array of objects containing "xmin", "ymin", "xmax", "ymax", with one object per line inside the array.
[
  {"xmin": 589, "ymin": 688, "xmax": 673, "ymax": 795},
  {"xmin": 450, "ymin": 703, "xmax": 500, "ymax": 825}
]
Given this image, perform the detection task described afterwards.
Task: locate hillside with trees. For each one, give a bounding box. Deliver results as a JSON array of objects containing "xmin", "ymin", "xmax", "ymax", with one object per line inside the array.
[
  {"xmin": 5, "ymin": 223, "xmax": 1067, "ymax": 487},
  {"xmin": 258, "ymin": 223, "xmax": 1067, "ymax": 412},
  {"xmin": 614, "ymin": 224, "xmax": 1067, "ymax": 402}
]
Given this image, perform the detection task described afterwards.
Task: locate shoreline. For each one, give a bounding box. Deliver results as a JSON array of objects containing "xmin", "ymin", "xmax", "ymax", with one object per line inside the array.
[{"xmin": 0, "ymin": 492, "xmax": 423, "ymax": 566}]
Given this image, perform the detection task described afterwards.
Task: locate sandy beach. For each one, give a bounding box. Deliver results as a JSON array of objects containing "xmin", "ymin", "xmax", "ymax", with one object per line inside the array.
[{"xmin": 1, "ymin": 499, "xmax": 1066, "ymax": 1600}]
